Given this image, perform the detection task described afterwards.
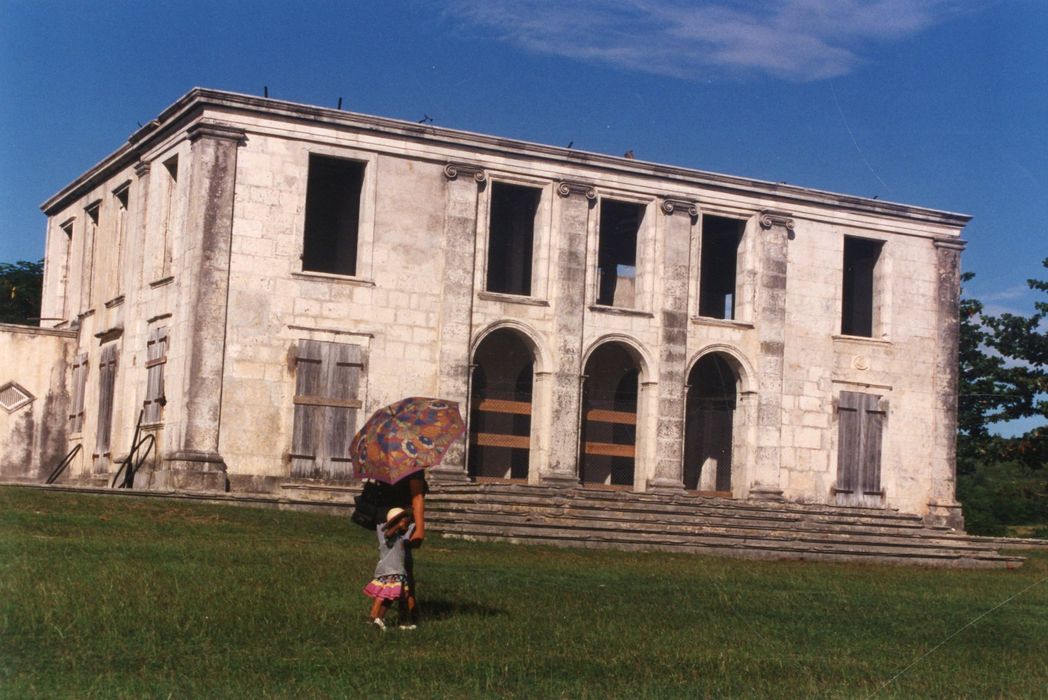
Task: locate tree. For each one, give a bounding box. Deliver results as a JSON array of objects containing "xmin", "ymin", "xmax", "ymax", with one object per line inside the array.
[
  {"xmin": 957, "ymin": 259, "xmax": 1047, "ymax": 536},
  {"xmin": 0, "ymin": 259, "xmax": 43, "ymax": 325},
  {"xmin": 958, "ymin": 259, "xmax": 1047, "ymax": 452}
]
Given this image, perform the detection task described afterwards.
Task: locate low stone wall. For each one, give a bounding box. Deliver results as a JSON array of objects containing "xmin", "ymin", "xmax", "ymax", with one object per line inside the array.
[{"xmin": 0, "ymin": 323, "xmax": 76, "ymax": 480}]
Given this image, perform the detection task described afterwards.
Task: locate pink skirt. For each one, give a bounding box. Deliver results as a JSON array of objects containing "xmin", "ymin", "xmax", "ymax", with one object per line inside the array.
[{"xmin": 363, "ymin": 574, "xmax": 410, "ymax": 601}]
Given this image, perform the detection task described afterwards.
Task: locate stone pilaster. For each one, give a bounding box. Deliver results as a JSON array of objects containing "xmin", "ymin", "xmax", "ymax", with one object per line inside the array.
[
  {"xmin": 163, "ymin": 121, "xmax": 245, "ymax": 490},
  {"xmin": 428, "ymin": 162, "xmax": 486, "ymax": 483},
  {"xmin": 749, "ymin": 210, "xmax": 793, "ymax": 501},
  {"xmin": 927, "ymin": 238, "xmax": 967, "ymax": 529},
  {"xmin": 542, "ymin": 181, "xmax": 596, "ymax": 487},
  {"xmin": 649, "ymin": 198, "xmax": 696, "ymax": 493}
]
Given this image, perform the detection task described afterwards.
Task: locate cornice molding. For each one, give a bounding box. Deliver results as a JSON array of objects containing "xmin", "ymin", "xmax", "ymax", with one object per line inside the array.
[
  {"xmin": 759, "ymin": 209, "xmax": 795, "ymax": 231},
  {"xmin": 443, "ymin": 162, "xmax": 487, "ymax": 183},
  {"xmin": 187, "ymin": 121, "xmax": 247, "ymax": 146},
  {"xmin": 556, "ymin": 180, "xmax": 597, "ymax": 200},
  {"xmin": 933, "ymin": 238, "xmax": 967, "ymax": 251},
  {"xmin": 134, "ymin": 161, "xmax": 151, "ymax": 178},
  {"xmin": 660, "ymin": 197, "xmax": 698, "ymax": 218}
]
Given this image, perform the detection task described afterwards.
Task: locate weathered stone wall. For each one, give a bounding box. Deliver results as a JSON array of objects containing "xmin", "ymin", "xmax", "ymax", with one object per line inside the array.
[{"xmin": 0, "ymin": 324, "xmax": 75, "ymax": 479}]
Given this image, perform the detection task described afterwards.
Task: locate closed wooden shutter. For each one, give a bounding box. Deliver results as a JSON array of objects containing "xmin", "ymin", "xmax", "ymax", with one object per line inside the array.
[
  {"xmin": 835, "ymin": 391, "xmax": 886, "ymax": 505},
  {"xmin": 95, "ymin": 344, "xmax": 118, "ymax": 457},
  {"xmin": 69, "ymin": 352, "xmax": 88, "ymax": 433},
  {"xmin": 143, "ymin": 327, "xmax": 169, "ymax": 423},
  {"xmin": 290, "ymin": 340, "xmax": 363, "ymax": 479}
]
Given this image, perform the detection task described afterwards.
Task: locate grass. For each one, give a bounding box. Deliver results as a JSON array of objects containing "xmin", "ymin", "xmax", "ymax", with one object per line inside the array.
[{"xmin": 2, "ymin": 486, "xmax": 1046, "ymax": 699}]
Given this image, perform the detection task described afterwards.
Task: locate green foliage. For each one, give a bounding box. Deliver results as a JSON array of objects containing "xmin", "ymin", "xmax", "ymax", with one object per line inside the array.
[
  {"xmin": 0, "ymin": 259, "xmax": 43, "ymax": 325},
  {"xmin": 958, "ymin": 458, "xmax": 1048, "ymax": 537},
  {"xmin": 957, "ymin": 260, "xmax": 1047, "ymax": 536},
  {"xmin": 2, "ymin": 488, "xmax": 1048, "ymax": 699}
]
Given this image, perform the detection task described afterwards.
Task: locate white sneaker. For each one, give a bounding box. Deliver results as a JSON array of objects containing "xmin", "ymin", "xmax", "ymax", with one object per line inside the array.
[{"xmin": 370, "ymin": 618, "xmax": 387, "ymax": 631}]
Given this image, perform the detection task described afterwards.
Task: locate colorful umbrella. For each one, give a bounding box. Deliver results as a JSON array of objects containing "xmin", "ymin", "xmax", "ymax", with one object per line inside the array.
[{"xmin": 351, "ymin": 397, "xmax": 466, "ymax": 484}]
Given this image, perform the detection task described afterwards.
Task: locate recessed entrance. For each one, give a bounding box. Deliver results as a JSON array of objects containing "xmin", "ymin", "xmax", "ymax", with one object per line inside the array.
[
  {"xmin": 468, "ymin": 329, "xmax": 535, "ymax": 481},
  {"xmin": 580, "ymin": 343, "xmax": 639, "ymax": 487},
  {"xmin": 684, "ymin": 353, "xmax": 737, "ymax": 493}
]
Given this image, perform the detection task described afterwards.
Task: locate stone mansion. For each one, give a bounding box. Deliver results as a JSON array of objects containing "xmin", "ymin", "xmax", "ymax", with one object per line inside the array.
[{"xmin": 0, "ymin": 88, "xmax": 969, "ymax": 528}]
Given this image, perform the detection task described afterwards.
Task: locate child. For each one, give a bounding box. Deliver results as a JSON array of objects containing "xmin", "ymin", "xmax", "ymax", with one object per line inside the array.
[{"xmin": 362, "ymin": 507, "xmax": 418, "ymax": 631}]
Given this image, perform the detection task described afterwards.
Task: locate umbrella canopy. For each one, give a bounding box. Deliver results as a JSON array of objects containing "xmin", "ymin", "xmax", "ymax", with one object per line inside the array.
[{"xmin": 351, "ymin": 397, "xmax": 466, "ymax": 484}]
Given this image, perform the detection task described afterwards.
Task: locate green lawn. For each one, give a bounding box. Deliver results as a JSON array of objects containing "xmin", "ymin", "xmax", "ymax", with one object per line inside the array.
[{"xmin": 2, "ymin": 486, "xmax": 1046, "ymax": 699}]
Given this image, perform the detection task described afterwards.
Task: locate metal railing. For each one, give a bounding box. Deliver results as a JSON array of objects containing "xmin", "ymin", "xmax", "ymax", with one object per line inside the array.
[{"xmin": 44, "ymin": 443, "xmax": 82, "ymax": 485}]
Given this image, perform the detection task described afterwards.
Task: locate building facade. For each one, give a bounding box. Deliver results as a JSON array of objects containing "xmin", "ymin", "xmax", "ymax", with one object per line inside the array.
[{"xmin": 8, "ymin": 89, "xmax": 968, "ymax": 527}]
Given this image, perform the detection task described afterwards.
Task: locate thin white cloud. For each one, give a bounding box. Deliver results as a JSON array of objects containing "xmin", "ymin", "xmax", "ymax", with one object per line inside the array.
[{"xmin": 443, "ymin": 0, "xmax": 968, "ymax": 81}]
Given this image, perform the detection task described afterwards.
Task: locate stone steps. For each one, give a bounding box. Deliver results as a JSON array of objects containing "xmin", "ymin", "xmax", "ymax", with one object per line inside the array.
[{"xmin": 421, "ymin": 483, "xmax": 1023, "ymax": 568}]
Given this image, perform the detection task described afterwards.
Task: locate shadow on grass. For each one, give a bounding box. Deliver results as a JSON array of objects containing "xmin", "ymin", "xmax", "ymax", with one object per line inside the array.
[{"xmin": 421, "ymin": 598, "xmax": 506, "ymax": 621}]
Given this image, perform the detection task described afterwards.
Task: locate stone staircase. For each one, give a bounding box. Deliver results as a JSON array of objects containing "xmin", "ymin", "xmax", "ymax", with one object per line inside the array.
[{"xmin": 422, "ymin": 483, "xmax": 1025, "ymax": 569}]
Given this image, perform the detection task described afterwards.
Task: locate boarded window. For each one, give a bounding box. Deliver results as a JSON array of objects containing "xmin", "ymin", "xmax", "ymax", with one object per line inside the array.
[
  {"xmin": 835, "ymin": 391, "xmax": 885, "ymax": 506},
  {"xmin": 143, "ymin": 327, "xmax": 169, "ymax": 424},
  {"xmin": 698, "ymin": 215, "xmax": 744, "ymax": 320},
  {"xmin": 596, "ymin": 200, "xmax": 643, "ymax": 308},
  {"xmin": 82, "ymin": 203, "xmax": 100, "ymax": 310},
  {"xmin": 486, "ymin": 182, "xmax": 539, "ymax": 296},
  {"xmin": 302, "ymin": 154, "xmax": 365, "ymax": 276},
  {"xmin": 290, "ymin": 340, "xmax": 364, "ymax": 479},
  {"xmin": 95, "ymin": 344, "xmax": 118, "ymax": 457},
  {"xmin": 841, "ymin": 237, "xmax": 883, "ymax": 337},
  {"xmin": 69, "ymin": 352, "xmax": 88, "ymax": 433}
]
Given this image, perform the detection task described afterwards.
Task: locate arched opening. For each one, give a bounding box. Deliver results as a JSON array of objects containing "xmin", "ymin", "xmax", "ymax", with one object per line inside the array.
[
  {"xmin": 684, "ymin": 353, "xmax": 737, "ymax": 492},
  {"xmin": 580, "ymin": 343, "xmax": 639, "ymax": 487},
  {"xmin": 468, "ymin": 329, "xmax": 535, "ymax": 481}
]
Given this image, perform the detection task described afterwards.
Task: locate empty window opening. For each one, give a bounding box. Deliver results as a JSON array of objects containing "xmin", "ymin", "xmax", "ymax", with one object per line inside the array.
[
  {"xmin": 468, "ymin": 329, "xmax": 535, "ymax": 481},
  {"xmin": 580, "ymin": 343, "xmax": 639, "ymax": 487},
  {"xmin": 683, "ymin": 353, "xmax": 737, "ymax": 492},
  {"xmin": 82, "ymin": 203, "xmax": 100, "ymax": 310},
  {"xmin": 698, "ymin": 215, "xmax": 744, "ymax": 320},
  {"xmin": 486, "ymin": 182, "xmax": 539, "ymax": 296},
  {"xmin": 111, "ymin": 184, "xmax": 130, "ymax": 299},
  {"xmin": 302, "ymin": 154, "xmax": 365, "ymax": 276},
  {"xmin": 160, "ymin": 156, "xmax": 179, "ymax": 278},
  {"xmin": 841, "ymin": 237, "xmax": 883, "ymax": 337},
  {"xmin": 596, "ymin": 200, "xmax": 643, "ymax": 308}
]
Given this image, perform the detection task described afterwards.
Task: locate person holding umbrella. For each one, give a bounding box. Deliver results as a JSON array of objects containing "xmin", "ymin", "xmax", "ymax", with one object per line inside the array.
[{"xmin": 351, "ymin": 397, "xmax": 466, "ymax": 626}]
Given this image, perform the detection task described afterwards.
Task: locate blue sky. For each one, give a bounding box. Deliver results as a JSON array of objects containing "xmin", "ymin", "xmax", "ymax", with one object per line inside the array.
[{"xmin": 1, "ymin": 0, "xmax": 1044, "ymax": 432}]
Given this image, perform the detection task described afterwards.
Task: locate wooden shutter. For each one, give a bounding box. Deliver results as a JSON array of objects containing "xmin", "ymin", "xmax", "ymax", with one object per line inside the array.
[
  {"xmin": 69, "ymin": 352, "xmax": 88, "ymax": 433},
  {"xmin": 836, "ymin": 391, "xmax": 886, "ymax": 505},
  {"xmin": 143, "ymin": 327, "xmax": 169, "ymax": 423},
  {"xmin": 95, "ymin": 344, "xmax": 118, "ymax": 457},
  {"xmin": 291, "ymin": 340, "xmax": 363, "ymax": 479}
]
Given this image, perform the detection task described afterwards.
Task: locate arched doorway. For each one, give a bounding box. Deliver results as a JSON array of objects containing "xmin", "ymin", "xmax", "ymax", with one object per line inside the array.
[
  {"xmin": 468, "ymin": 329, "xmax": 535, "ymax": 480},
  {"xmin": 580, "ymin": 343, "xmax": 639, "ymax": 487},
  {"xmin": 684, "ymin": 353, "xmax": 737, "ymax": 492}
]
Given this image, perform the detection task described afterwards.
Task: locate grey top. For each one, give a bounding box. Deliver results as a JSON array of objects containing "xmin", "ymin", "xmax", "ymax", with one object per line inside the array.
[{"xmin": 373, "ymin": 523, "xmax": 415, "ymax": 579}]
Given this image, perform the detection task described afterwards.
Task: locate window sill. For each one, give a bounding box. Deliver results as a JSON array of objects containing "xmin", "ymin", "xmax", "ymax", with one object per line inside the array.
[
  {"xmin": 690, "ymin": 316, "xmax": 754, "ymax": 330},
  {"xmin": 292, "ymin": 270, "xmax": 375, "ymax": 287},
  {"xmin": 832, "ymin": 334, "xmax": 892, "ymax": 347},
  {"xmin": 149, "ymin": 276, "xmax": 175, "ymax": 289},
  {"xmin": 477, "ymin": 291, "xmax": 549, "ymax": 307},
  {"xmin": 588, "ymin": 305, "xmax": 654, "ymax": 319}
]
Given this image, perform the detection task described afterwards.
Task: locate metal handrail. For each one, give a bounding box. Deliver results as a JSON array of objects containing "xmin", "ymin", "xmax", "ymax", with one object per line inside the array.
[
  {"xmin": 110, "ymin": 409, "xmax": 156, "ymax": 489},
  {"xmin": 45, "ymin": 443, "xmax": 82, "ymax": 485}
]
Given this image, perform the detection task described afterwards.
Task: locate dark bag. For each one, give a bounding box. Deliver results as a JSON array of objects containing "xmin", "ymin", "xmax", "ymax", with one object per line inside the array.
[{"xmin": 350, "ymin": 481, "xmax": 388, "ymax": 530}]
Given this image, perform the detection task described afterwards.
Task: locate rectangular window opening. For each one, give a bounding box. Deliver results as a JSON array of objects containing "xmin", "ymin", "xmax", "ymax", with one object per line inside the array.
[
  {"xmin": 841, "ymin": 237, "xmax": 883, "ymax": 337},
  {"xmin": 302, "ymin": 154, "xmax": 365, "ymax": 276},
  {"xmin": 596, "ymin": 199, "xmax": 643, "ymax": 308},
  {"xmin": 486, "ymin": 182, "xmax": 539, "ymax": 296},
  {"xmin": 698, "ymin": 215, "xmax": 744, "ymax": 320}
]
